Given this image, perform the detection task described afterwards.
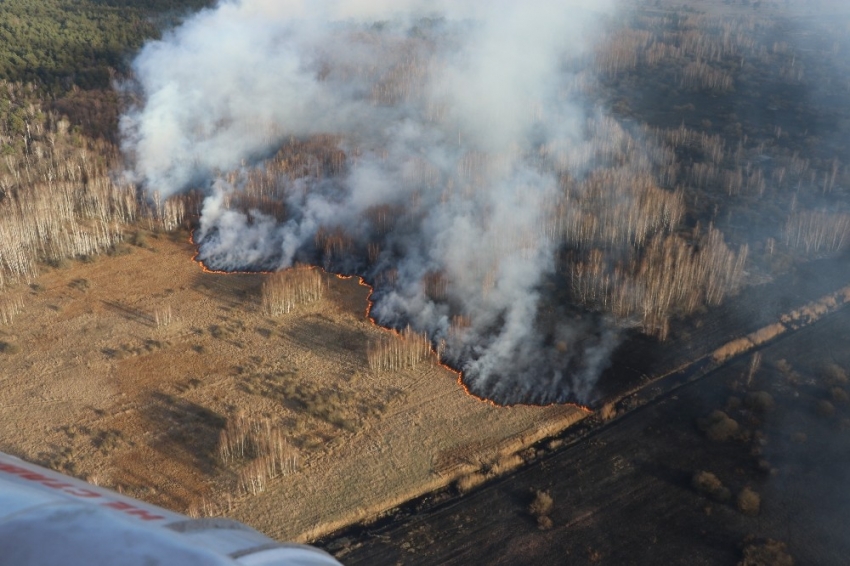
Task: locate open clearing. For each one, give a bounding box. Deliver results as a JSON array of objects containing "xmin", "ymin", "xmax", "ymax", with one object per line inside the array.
[{"xmin": 0, "ymin": 231, "xmax": 587, "ymax": 541}]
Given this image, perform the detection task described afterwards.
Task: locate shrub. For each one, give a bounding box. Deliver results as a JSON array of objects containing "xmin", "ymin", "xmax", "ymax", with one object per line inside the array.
[
  {"xmin": 822, "ymin": 363, "xmax": 848, "ymax": 386},
  {"xmin": 816, "ymin": 400, "xmax": 836, "ymax": 418},
  {"xmin": 692, "ymin": 471, "xmax": 731, "ymax": 502},
  {"xmin": 830, "ymin": 387, "xmax": 849, "ymax": 404},
  {"xmin": 744, "ymin": 391, "xmax": 775, "ymax": 413},
  {"xmin": 738, "ymin": 536, "xmax": 793, "ymax": 566},
  {"xmin": 456, "ymin": 473, "xmax": 486, "ymax": 494},
  {"xmin": 488, "ymin": 454, "xmax": 524, "ymax": 476},
  {"xmin": 0, "ymin": 341, "xmax": 20, "ymax": 355},
  {"xmin": 697, "ymin": 410, "xmax": 739, "ymax": 441},
  {"xmin": 68, "ymin": 278, "xmax": 90, "ymax": 292},
  {"xmin": 528, "ymin": 490, "xmax": 554, "ymax": 517},
  {"xmin": 130, "ymin": 231, "xmax": 148, "ymax": 248},
  {"xmin": 599, "ymin": 402, "xmax": 617, "ymax": 421},
  {"xmin": 737, "ymin": 487, "xmax": 760, "ymax": 516},
  {"xmin": 775, "ymin": 359, "xmax": 793, "ymax": 375},
  {"xmin": 790, "ymin": 432, "xmax": 807, "ymax": 444}
]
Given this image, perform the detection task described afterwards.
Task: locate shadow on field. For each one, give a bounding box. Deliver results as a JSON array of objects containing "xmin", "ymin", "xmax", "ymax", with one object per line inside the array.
[
  {"xmin": 140, "ymin": 391, "xmax": 226, "ymax": 475},
  {"xmin": 284, "ymin": 314, "xmax": 370, "ymax": 367}
]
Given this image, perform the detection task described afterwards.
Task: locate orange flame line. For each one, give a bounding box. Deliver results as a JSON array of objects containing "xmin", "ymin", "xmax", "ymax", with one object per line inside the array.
[{"xmin": 189, "ymin": 230, "xmax": 591, "ymax": 412}]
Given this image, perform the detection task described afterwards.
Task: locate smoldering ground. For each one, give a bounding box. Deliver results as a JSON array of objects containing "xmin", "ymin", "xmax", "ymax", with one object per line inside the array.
[{"xmin": 120, "ymin": 0, "xmax": 747, "ymax": 405}]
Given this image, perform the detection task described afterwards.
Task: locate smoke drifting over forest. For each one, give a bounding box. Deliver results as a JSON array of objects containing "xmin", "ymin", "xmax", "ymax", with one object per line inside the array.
[{"xmin": 119, "ymin": 0, "xmax": 689, "ymax": 404}]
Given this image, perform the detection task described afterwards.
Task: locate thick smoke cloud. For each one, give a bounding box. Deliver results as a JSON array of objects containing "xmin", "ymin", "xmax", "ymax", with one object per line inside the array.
[{"xmin": 121, "ymin": 0, "xmax": 621, "ymax": 404}]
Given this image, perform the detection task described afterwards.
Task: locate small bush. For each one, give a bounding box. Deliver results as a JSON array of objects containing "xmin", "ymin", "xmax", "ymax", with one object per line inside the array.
[
  {"xmin": 739, "ymin": 536, "xmax": 793, "ymax": 566},
  {"xmin": 108, "ymin": 242, "xmax": 133, "ymax": 256},
  {"xmin": 726, "ymin": 396, "xmax": 742, "ymax": 411},
  {"xmin": 529, "ymin": 490, "xmax": 554, "ymax": 517},
  {"xmin": 130, "ymin": 231, "xmax": 148, "ymax": 248},
  {"xmin": 489, "ymin": 454, "xmax": 524, "ymax": 476},
  {"xmin": 822, "ymin": 363, "xmax": 848, "ymax": 386},
  {"xmin": 830, "ymin": 387, "xmax": 849, "ymax": 404},
  {"xmin": 599, "ymin": 402, "xmax": 617, "ymax": 421},
  {"xmin": 775, "ymin": 359, "xmax": 793, "ymax": 375},
  {"xmin": 45, "ymin": 257, "xmax": 70, "ymax": 269},
  {"xmin": 737, "ymin": 487, "xmax": 761, "ymax": 516},
  {"xmin": 697, "ymin": 410, "xmax": 739, "ymax": 441},
  {"xmin": 744, "ymin": 391, "xmax": 774, "ymax": 413},
  {"xmin": 456, "ymin": 473, "xmax": 486, "ymax": 494},
  {"xmin": 68, "ymin": 278, "xmax": 90, "ymax": 292},
  {"xmin": 0, "ymin": 341, "xmax": 20, "ymax": 355},
  {"xmin": 93, "ymin": 429, "xmax": 125, "ymax": 454},
  {"xmin": 692, "ymin": 471, "xmax": 731, "ymax": 502},
  {"xmin": 816, "ymin": 400, "xmax": 836, "ymax": 418}
]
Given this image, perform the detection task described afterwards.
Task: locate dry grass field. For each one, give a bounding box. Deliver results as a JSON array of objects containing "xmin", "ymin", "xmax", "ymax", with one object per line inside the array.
[
  {"xmin": 0, "ymin": 230, "xmax": 587, "ymax": 541},
  {"xmin": 2, "ymin": 0, "xmax": 850, "ymax": 554}
]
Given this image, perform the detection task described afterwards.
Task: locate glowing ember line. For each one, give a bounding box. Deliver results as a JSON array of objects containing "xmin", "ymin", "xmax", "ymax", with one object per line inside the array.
[{"xmin": 189, "ymin": 230, "xmax": 591, "ymax": 413}]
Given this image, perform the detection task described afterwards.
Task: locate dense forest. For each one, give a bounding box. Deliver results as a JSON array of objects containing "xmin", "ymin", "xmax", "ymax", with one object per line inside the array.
[
  {"xmin": 0, "ymin": 0, "xmax": 214, "ymax": 91},
  {"xmin": 0, "ymin": 0, "xmax": 210, "ymax": 303}
]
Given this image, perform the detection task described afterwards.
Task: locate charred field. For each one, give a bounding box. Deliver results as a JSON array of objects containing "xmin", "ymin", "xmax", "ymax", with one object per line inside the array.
[
  {"xmin": 326, "ymin": 297, "xmax": 850, "ymax": 565},
  {"xmin": 0, "ymin": 0, "xmax": 850, "ymax": 562}
]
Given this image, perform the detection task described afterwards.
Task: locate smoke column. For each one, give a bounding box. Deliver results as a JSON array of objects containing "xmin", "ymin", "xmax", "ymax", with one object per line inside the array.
[{"xmin": 121, "ymin": 0, "xmax": 622, "ymax": 404}]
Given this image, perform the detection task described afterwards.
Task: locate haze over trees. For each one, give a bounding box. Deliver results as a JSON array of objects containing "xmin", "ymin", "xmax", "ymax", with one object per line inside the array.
[
  {"xmin": 0, "ymin": 1, "xmax": 208, "ymax": 295},
  {"xmin": 1, "ymin": 0, "xmax": 849, "ymax": 403}
]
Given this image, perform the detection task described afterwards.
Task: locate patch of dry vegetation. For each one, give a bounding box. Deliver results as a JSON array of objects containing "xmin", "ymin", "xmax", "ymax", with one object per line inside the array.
[
  {"xmin": 0, "ymin": 293, "xmax": 23, "ymax": 324},
  {"xmin": 697, "ymin": 410, "xmax": 739, "ymax": 441},
  {"xmin": 739, "ymin": 536, "xmax": 794, "ymax": 566},
  {"xmin": 218, "ymin": 414, "xmax": 298, "ymax": 496},
  {"xmin": 822, "ymin": 363, "xmax": 848, "ymax": 387},
  {"xmin": 367, "ymin": 325, "xmax": 432, "ymax": 372},
  {"xmin": 261, "ymin": 266, "xmax": 326, "ymax": 315},
  {"xmin": 0, "ymin": 340, "xmax": 20, "ymax": 355},
  {"xmin": 154, "ymin": 305, "xmax": 173, "ymax": 328},
  {"xmin": 713, "ymin": 337, "xmax": 755, "ymax": 363},
  {"xmin": 736, "ymin": 487, "xmax": 761, "ymax": 516},
  {"xmin": 456, "ymin": 472, "xmax": 487, "ymax": 494},
  {"xmin": 528, "ymin": 489, "xmax": 554, "ymax": 530},
  {"xmin": 240, "ymin": 365, "xmax": 403, "ymax": 435},
  {"xmin": 692, "ymin": 470, "xmax": 731, "ymax": 502},
  {"xmin": 744, "ymin": 391, "xmax": 774, "ymax": 413}
]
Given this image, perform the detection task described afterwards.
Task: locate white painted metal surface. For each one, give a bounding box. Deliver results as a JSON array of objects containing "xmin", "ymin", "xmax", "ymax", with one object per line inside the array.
[{"xmin": 0, "ymin": 452, "xmax": 341, "ymax": 565}]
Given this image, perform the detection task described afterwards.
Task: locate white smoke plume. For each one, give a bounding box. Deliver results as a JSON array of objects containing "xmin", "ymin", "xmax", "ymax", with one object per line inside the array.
[{"xmin": 121, "ymin": 0, "xmax": 623, "ymax": 404}]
